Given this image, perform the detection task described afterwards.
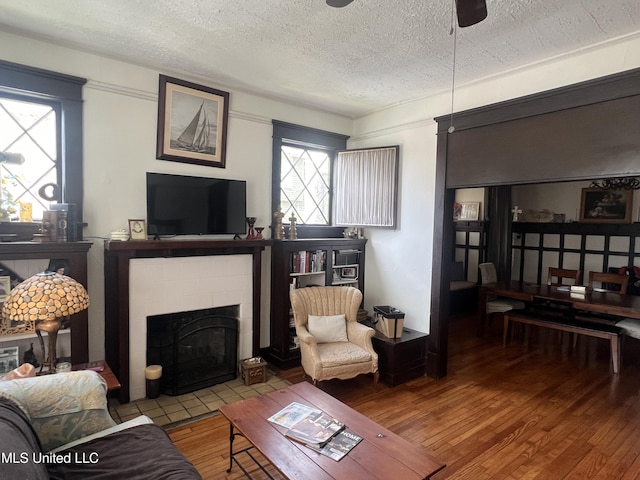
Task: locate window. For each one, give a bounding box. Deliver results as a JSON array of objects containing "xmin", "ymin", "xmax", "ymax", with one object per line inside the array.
[
  {"xmin": 280, "ymin": 144, "xmax": 331, "ymax": 224},
  {"xmin": 272, "ymin": 121, "xmax": 348, "ymax": 230},
  {"xmin": 0, "ymin": 95, "xmax": 59, "ymax": 221},
  {"xmin": 0, "ymin": 60, "xmax": 86, "ymax": 235}
]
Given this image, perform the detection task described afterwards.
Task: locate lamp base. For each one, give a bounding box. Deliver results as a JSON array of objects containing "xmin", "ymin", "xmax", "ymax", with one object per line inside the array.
[{"xmin": 35, "ymin": 316, "xmax": 70, "ymax": 374}]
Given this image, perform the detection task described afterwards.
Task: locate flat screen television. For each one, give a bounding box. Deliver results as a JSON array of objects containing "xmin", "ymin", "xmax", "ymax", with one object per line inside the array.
[{"xmin": 146, "ymin": 172, "xmax": 246, "ymax": 237}]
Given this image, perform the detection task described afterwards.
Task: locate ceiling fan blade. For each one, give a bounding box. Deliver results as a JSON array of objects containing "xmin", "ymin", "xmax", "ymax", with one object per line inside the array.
[
  {"xmin": 455, "ymin": 0, "xmax": 487, "ymax": 27},
  {"xmin": 326, "ymin": 0, "xmax": 354, "ymax": 7}
]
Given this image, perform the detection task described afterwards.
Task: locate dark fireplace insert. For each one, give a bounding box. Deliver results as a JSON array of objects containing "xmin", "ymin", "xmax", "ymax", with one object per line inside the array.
[{"xmin": 147, "ymin": 305, "xmax": 239, "ymax": 396}]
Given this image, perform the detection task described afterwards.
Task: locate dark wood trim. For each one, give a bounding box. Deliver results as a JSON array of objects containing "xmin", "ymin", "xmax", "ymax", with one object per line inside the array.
[
  {"xmin": 0, "ymin": 241, "xmax": 92, "ymax": 363},
  {"xmin": 103, "ymin": 239, "xmax": 270, "ymax": 403},
  {"xmin": 271, "ymin": 120, "xmax": 349, "ymax": 232},
  {"xmin": 0, "ymin": 60, "xmax": 87, "ymax": 240}
]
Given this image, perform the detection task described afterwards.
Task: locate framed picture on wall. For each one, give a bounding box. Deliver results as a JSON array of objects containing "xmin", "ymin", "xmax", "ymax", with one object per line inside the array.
[
  {"xmin": 454, "ymin": 202, "xmax": 480, "ymax": 221},
  {"xmin": 156, "ymin": 75, "xmax": 229, "ymax": 168},
  {"xmin": 579, "ymin": 188, "xmax": 632, "ymax": 223}
]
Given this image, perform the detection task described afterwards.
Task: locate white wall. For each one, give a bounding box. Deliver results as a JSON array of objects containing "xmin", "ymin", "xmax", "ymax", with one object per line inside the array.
[{"xmin": 0, "ymin": 30, "xmax": 352, "ymax": 361}]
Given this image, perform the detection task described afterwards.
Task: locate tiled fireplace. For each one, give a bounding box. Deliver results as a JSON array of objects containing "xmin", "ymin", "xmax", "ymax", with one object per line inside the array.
[{"xmin": 128, "ymin": 255, "xmax": 253, "ymax": 401}]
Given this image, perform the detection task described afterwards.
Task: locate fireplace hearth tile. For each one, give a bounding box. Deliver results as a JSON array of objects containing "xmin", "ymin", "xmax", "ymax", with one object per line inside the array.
[{"xmin": 110, "ymin": 370, "xmax": 291, "ymax": 430}]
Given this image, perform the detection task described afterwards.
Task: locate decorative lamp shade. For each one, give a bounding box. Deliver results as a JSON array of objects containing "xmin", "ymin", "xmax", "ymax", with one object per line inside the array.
[{"xmin": 2, "ymin": 271, "xmax": 90, "ymax": 323}]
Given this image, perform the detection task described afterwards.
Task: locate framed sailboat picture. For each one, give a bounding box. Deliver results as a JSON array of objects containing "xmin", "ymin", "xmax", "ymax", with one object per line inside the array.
[{"xmin": 156, "ymin": 75, "xmax": 229, "ymax": 168}]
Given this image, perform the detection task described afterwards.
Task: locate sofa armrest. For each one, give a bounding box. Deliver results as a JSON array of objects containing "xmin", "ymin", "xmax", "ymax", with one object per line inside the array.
[{"xmin": 0, "ymin": 370, "xmax": 117, "ymax": 452}]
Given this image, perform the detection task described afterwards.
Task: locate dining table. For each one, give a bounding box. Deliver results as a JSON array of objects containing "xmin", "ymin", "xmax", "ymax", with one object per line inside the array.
[{"xmin": 478, "ymin": 280, "xmax": 640, "ymax": 335}]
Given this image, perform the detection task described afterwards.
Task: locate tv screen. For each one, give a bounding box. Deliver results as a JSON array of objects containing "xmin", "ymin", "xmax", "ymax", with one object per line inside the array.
[{"xmin": 146, "ymin": 172, "xmax": 246, "ymax": 236}]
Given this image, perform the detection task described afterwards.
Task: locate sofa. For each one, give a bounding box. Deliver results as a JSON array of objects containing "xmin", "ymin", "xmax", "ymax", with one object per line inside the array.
[{"xmin": 0, "ymin": 370, "xmax": 201, "ymax": 479}]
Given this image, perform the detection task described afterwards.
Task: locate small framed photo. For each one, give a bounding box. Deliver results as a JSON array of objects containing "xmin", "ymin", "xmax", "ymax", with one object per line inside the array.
[
  {"xmin": 579, "ymin": 188, "xmax": 632, "ymax": 223},
  {"xmin": 0, "ymin": 346, "xmax": 19, "ymax": 374},
  {"xmin": 0, "ymin": 275, "xmax": 10, "ymax": 302},
  {"xmin": 454, "ymin": 202, "xmax": 480, "ymax": 221},
  {"xmin": 128, "ymin": 219, "xmax": 147, "ymax": 240},
  {"xmin": 340, "ymin": 266, "xmax": 358, "ymax": 280}
]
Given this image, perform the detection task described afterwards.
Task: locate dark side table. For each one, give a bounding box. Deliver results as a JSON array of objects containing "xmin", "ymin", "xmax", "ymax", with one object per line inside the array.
[
  {"xmin": 371, "ymin": 327, "xmax": 427, "ymax": 386},
  {"xmin": 72, "ymin": 360, "xmax": 121, "ymax": 392}
]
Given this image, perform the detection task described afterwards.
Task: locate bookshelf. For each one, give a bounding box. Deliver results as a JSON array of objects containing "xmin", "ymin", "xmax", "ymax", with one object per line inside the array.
[{"xmin": 263, "ymin": 238, "xmax": 367, "ymax": 369}]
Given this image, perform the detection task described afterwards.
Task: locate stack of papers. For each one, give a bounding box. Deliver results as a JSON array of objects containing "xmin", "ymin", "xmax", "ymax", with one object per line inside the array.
[{"xmin": 268, "ymin": 401, "xmax": 362, "ymax": 461}]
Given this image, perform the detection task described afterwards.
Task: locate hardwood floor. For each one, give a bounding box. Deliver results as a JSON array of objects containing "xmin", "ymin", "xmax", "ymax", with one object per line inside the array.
[{"xmin": 168, "ymin": 314, "xmax": 640, "ymax": 479}]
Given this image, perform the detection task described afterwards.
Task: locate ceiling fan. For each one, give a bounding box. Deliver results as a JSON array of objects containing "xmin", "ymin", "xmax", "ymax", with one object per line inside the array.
[{"xmin": 326, "ymin": 0, "xmax": 487, "ymax": 27}]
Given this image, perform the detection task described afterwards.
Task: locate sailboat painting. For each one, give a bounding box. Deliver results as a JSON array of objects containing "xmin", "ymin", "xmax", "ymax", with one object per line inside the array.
[{"xmin": 156, "ymin": 75, "xmax": 229, "ymax": 168}]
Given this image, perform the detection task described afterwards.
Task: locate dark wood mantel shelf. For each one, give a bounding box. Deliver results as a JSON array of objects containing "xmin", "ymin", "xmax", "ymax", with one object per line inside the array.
[{"xmin": 104, "ymin": 239, "xmax": 271, "ymax": 403}]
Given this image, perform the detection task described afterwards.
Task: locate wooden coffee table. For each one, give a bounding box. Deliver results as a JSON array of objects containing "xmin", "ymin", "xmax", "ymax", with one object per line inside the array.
[{"xmin": 219, "ymin": 382, "xmax": 445, "ymax": 479}]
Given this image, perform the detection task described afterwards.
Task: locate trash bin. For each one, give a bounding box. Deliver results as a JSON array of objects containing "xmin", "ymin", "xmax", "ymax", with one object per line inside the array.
[{"xmin": 145, "ymin": 365, "xmax": 162, "ymax": 399}]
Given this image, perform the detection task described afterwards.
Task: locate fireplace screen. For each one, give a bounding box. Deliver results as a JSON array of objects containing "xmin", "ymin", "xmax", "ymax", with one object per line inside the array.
[{"xmin": 147, "ymin": 306, "xmax": 239, "ymax": 396}]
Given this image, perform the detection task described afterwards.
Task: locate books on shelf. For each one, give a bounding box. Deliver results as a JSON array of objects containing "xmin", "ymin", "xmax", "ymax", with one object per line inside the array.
[
  {"xmin": 290, "ymin": 250, "xmax": 326, "ymax": 274},
  {"xmin": 267, "ymin": 402, "xmax": 360, "ymax": 460}
]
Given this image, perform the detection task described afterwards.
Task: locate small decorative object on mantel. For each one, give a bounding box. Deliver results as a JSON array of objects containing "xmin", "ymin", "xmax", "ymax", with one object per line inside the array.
[
  {"xmin": 273, "ymin": 205, "xmax": 285, "ymax": 240},
  {"xmin": 255, "ymin": 227, "xmax": 264, "ymax": 239},
  {"xmin": 128, "ymin": 219, "xmax": 147, "ymax": 240},
  {"xmin": 288, "ymin": 214, "xmax": 298, "ymax": 240},
  {"xmin": 32, "ymin": 211, "xmax": 58, "ymax": 243},
  {"xmin": 453, "ymin": 202, "xmax": 480, "ymax": 221},
  {"xmin": 519, "ymin": 209, "xmax": 565, "ymax": 223},
  {"xmin": 246, "ymin": 217, "xmax": 256, "ymax": 239},
  {"xmin": 512, "ymin": 206, "xmax": 522, "ymax": 222}
]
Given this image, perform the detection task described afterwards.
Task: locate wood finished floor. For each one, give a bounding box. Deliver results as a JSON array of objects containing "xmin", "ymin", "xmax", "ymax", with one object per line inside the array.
[{"xmin": 168, "ymin": 314, "xmax": 640, "ymax": 479}]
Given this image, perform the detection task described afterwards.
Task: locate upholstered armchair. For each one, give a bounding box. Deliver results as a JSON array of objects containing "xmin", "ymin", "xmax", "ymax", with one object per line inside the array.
[{"xmin": 290, "ymin": 286, "xmax": 379, "ymax": 388}]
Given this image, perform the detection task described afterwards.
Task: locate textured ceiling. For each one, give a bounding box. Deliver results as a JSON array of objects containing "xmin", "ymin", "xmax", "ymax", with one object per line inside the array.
[{"xmin": 1, "ymin": 0, "xmax": 639, "ymax": 117}]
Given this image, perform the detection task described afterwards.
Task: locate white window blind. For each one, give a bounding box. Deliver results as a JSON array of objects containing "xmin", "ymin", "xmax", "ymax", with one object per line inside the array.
[{"xmin": 333, "ymin": 146, "xmax": 399, "ymax": 228}]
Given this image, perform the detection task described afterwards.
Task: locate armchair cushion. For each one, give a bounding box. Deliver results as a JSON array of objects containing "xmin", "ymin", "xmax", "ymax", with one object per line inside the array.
[{"xmin": 308, "ymin": 314, "xmax": 348, "ymax": 343}]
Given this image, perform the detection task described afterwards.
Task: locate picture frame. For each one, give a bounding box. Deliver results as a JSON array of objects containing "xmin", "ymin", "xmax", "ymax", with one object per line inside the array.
[
  {"xmin": 0, "ymin": 346, "xmax": 19, "ymax": 374},
  {"xmin": 579, "ymin": 188, "xmax": 632, "ymax": 224},
  {"xmin": 340, "ymin": 266, "xmax": 358, "ymax": 280},
  {"xmin": 128, "ymin": 219, "xmax": 147, "ymax": 240},
  {"xmin": 454, "ymin": 202, "xmax": 480, "ymax": 221},
  {"xmin": 0, "ymin": 275, "xmax": 10, "ymax": 302},
  {"xmin": 156, "ymin": 74, "xmax": 229, "ymax": 168}
]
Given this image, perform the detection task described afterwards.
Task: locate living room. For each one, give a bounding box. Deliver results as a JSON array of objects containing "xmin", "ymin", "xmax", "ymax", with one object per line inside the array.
[{"xmin": 2, "ymin": 1, "xmax": 640, "ymax": 478}]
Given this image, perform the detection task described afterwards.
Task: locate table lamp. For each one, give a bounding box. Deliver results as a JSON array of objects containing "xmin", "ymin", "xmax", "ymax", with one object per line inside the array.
[{"xmin": 1, "ymin": 271, "xmax": 90, "ymax": 373}]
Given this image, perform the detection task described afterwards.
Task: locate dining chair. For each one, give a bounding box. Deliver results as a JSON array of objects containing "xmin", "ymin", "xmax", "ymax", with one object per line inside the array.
[
  {"xmin": 547, "ymin": 267, "xmax": 582, "ymax": 286},
  {"xmin": 478, "ymin": 263, "xmax": 525, "ymax": 326},
  {"xmin": 588, "ymin": 272, "xmax": 629, "ymax": 294},
  {"xmin": 574, "ymin": 272, "xmax": 629, "ymax": 348}
]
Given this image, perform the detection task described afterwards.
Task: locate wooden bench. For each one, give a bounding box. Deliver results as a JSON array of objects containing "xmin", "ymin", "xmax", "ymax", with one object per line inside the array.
[{"xmin": 503, "ymin": 311, "xmax": 622, "ymax": 374}]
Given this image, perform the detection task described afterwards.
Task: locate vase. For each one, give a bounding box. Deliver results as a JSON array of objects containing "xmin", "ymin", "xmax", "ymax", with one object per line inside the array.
[{"xmin": 246, "ymin": 217, "xmax": 257, "ymax": 239}]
